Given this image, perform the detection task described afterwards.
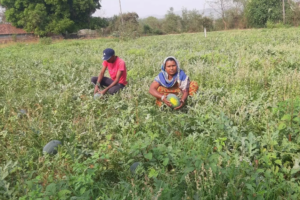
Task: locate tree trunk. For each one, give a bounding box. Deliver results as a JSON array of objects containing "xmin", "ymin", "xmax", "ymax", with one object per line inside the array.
[
  {"xmin": 283, "ymin": 0, "xmax": 286, "ymax": 24},
  {"xmin": 222, "ymin": 16, "xmax": 227, "ymax": 30}
]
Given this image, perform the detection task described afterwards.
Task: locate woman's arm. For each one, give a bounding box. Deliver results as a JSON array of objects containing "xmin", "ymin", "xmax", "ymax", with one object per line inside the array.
[
  {"xmin": 149, "ymin": 81, "xmax": 172, "ymax": 107},
  {"xmin": 174, "ymin": 88, "xmax": 189, "ymax": 110}
]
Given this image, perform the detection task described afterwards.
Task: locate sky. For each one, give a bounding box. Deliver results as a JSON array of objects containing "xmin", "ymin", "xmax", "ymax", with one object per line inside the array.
[{"xmin": 94, "ymin": 0, "xmax": 208, "ymax": 19}]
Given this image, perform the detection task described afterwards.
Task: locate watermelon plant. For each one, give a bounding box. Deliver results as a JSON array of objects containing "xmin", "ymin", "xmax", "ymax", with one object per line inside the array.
[{"xmin": 1, "ymin": 28, "xmax": 300, "ymax": 199}]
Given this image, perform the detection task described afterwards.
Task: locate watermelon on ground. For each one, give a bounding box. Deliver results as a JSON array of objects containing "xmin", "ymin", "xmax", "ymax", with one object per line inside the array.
[
  {"xmin": 130, "ymin": 162, "xmax": 141, "ymax": 174},
  {"xmin": 43, "ymin": 140, "xmax": 62, "ymax": 154},
  {"xmin": 94, "ymin": 93, "xmax": 103, "ymax": 99}
]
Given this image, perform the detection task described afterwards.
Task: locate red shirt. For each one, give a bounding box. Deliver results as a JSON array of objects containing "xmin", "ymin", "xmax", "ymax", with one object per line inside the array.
[{"xmin": 103, "ymin": 57, "xmax": 127, "ymax": 85}]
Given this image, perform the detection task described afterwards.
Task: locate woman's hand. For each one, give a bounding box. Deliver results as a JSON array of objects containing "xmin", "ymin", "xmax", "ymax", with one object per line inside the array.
[
  {"xmin": 162, "ymin": 95, "xmax": 172, "ymax": 107},
  {"xmin": 174, "ymin": 99, "xmax": 185, "ymax": 110}
]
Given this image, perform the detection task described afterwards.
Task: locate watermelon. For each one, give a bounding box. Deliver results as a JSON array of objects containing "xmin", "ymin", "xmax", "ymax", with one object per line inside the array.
[
  {"xmin": 18, "ymin": 109, "xmax": 27, "ymax": 119},
  {"xmin": 72, "ymin": 95, "xmax": 78, "ymax": 100},
  {"xmin": 43, "ymin": 140, "xmax": 62, "ymax": 154},
  {"xmin": 167, "ymin": 94, "xmax": 180, "ymax": 108},
  {"xmin": 19, "ymin": 109, "xmax": 27, "ymax": 115},
  {"xmin": 130, "ymin": 162, "xmax": 141, "ymax": 174},
  {"xmin": 94, "ymin": 93, "xmax": 103, "ymax": 99}
]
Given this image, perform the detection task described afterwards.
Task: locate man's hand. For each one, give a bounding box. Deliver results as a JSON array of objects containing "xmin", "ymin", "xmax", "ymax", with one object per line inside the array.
[
  {"xmin": 99, "ymin": 89, "xmax": 107, "ymax": 95},
  {"xmin": 174, "ymin": 99, "xmax": 185, "ymax": 110},
  {"xmin": 94, "ymin": 85, "xmax": 100, "ymax": 94}
]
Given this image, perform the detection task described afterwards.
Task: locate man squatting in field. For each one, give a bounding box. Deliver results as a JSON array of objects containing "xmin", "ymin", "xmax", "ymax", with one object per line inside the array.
[
  {"xmin": 149, "ymin": 56, "xmax": 199, "ymax": 109},
  {"xmin": 91, "ymin": 48, "xmax": 128, "ymax": 95}
]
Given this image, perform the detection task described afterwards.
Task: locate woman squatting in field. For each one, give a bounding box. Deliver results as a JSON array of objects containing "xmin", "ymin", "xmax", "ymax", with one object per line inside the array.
[{"xmin": 149, "ymin": 56, "xmax": 199, "ymax": 109}]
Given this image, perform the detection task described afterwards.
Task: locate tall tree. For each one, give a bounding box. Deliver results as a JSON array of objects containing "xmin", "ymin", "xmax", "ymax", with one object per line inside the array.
[
  {"xmin": 163, "ymin": 7, "xmax": 183, "ymax": 33},
  {"xmin": 207, "ymin": 0, "xmax": 232, "ymax": 30},
  {"xmin": 0, "ymin": 0, "xmax": 101, "ymax": 36},
  {"xmin": 182, "ymin": 8, "xmax": 203, "ymax": 32}
]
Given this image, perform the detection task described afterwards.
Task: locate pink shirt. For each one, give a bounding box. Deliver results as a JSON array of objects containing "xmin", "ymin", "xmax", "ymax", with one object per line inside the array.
[{"xmin": 103, "ymin": 57, "xmax": 127, "ymax": 85}]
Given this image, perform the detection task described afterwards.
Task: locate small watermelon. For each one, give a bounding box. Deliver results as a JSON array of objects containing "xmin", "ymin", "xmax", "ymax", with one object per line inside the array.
[
  {"xmin": 94, "ymin": 93, "xmax": 103, "ymax": 99},
  {"xmin": 43, "ymin": 140, "xmax": 62, "ymax": 154},
  {"xmin": 130, "ymin": 162, "xmax": 141, "ymax": 174},
  {"xmin": 18, "ymin": 109, "xmax": 27, "ymax": 118},
  {"xmin": 167, "ymin": 94, "xmax": 180, "ymax": 108},
  {"xmin": 19, "ymin": 109, "xmax": 27, "ymax": 115},
  {"xmin": 72, "ymin": 95, "xmax": 78, "ymax": 100}
]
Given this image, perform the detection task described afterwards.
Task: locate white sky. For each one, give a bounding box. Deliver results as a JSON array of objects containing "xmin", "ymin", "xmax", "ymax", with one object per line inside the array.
[{"xmin": 94, "ymin": 0, "xmax": 208, "ymax": 19}]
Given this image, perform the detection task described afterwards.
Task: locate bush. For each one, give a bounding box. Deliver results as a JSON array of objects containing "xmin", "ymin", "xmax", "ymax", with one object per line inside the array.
[{"xmin": 266, "ymin": 20, "xmax": 292, "ymax": 29}]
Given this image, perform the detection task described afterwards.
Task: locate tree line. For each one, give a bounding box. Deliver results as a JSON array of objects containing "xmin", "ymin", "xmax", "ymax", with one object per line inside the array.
[{"xmin": 0, "ymin": 0, "xmax": 300, "ymax": 37}]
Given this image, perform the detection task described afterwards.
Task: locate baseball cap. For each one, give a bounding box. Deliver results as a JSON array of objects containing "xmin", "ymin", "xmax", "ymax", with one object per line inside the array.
[{"xmin": 102, "ymin": 48, "xmax": 115, "ymax": 60}]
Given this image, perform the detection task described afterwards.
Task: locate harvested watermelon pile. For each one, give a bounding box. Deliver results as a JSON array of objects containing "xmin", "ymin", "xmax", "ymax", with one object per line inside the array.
[{"xmin": 1, "ymin": 29, "xmax": 300, "ymax": 199}]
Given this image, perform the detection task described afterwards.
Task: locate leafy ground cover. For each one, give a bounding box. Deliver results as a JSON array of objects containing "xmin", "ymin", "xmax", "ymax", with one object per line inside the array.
[{"xmin": 1, "ymin": 28, "xmax": 300, "ymax": 199}]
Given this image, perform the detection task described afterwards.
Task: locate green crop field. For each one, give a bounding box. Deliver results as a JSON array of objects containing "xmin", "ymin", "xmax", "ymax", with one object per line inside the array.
[{"xmin": 1, "ymin": 28, "xmax": 300, "ymax": 199}]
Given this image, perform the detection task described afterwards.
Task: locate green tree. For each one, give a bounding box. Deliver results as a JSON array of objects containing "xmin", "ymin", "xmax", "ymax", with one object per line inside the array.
[
  {"xmin": 245, "ymin": 0, "xmax": 283, "ymax": 27},
  {"xmin": 140, "ymin": 16, "xmax": 163, "ymax": 35},
  {"xmin": 163, "ymin": 7, "xmax": 183, "ymax": 33},
  {"xmin": 0, "ymin": 0, "xmax": 101, "ymax": 36},
  {"xmin": 89, "ymin": 17, "xmax": 108, "ymax": 30},
  {"xmin": 181, "ymin": 8, "xmax": 203, "ymax": 32}
]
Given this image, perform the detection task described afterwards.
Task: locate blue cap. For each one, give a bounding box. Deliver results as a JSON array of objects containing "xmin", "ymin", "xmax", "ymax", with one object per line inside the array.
[{"xmin": 102, "ymin": 48, "xmax": 115, "ymax": 60}]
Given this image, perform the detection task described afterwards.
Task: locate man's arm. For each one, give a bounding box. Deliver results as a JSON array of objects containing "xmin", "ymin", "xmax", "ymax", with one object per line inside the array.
[
  {"xmin": 94, "ymin": 66, "xmax": 107, "ymax": 94},
  {"xmin": 99, "ymin": 70, "xmax": 123, "ymax": 95}
]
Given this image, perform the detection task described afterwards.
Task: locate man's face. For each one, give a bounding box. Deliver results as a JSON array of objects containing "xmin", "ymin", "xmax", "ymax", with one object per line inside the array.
[{"xmin": 106, "ymin": 55, "xmax": 115, "ymax": 63}]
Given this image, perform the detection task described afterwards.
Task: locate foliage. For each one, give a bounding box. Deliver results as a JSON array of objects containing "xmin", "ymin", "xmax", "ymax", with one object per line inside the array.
[
  {"xmin": 266, "ymin": 20, "xmax": 292, "ymax": 28},
  {"xmin": 162, "ymin": 7, "xmax": 183, "ymax": 33},
  {"xmin": 89, "ymin": 17, "xmax": 108, "ymax": 30},
  {"xmin": 181, "ymin": 9, "xmax": 203, "ymax": 32},
  {"xmin": 0, "ymin": 0, "xmax": 101, "ymax": 36},
  {"xmin": 1, "ymin": 28, "xmax": 300, "ymax": 199},
  {"xmin": 105, "ymin": 12, "xmax": 140, "ymax": 39},
  {"xmin": 139, "ymin": 16, "xmax": 164, "ymax": 35},
  {"xmin": 245, "ymin": 0, "xmax": 284, "ymax": 27}
]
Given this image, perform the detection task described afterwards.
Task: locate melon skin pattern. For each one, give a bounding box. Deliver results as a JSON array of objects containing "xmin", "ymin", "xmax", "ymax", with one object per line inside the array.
[
  {"xmin": 167, "ymin": 94, "xmax": 180, "ymax": 108},
  {"xmin": 43, "ymin": 140, "xmax": 62, "ymax": 154},
  {"xmin": 130, "ymin": 162, "xmax": 141, "ymax": 174},
  {"xmin": 94, "ymin": 93, "xmax": 103, "ymax": 99}
]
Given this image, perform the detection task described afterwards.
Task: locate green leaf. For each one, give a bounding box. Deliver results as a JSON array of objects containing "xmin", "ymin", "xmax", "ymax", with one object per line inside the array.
[
  {"xmin": 163, "ymin": 158, "xmax": 169, "ymax": 166},
  {"xmin": 148, "ymin": 168, "xmax": 158, "ymax": 178},
  {"xmin": 58, "ymin": 190, "xmax": 71, "ymax": 198},
  {"xmin": 46, "ymin": 183, "xmax": 56, "ymax": 194},
  {"xmin": 183, "ymin": 167, "xmax": 195, "ymax": 174},
  {"xmin": 293, "ymin": 117, "xmax": 300, "ymax": 123},
  {"xmin": 275, "ymin": 160, "xmax": 282, "ymax": 166},
  {"xmin": 106, "ymin": 134, "xmax": 112, "ymax": 140},
  {"xmin": 281, "ymin": 114, "xmax": 292, "ymax": 121},
  {"xmin": 278, "ymin": 123, "xmax": 286, "ymax": 130},
  {"xmin": 144, "ymin": 152, "xmax": 153, "ymax": 160}
]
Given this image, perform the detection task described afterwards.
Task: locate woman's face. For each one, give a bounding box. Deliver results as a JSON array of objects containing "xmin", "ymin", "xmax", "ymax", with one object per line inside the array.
[{"xmin": 165, "ymin": 60, "xmax": 177, "ymax": 76}]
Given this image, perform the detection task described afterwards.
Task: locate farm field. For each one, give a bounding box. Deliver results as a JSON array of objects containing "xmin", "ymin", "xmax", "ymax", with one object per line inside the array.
[{"xmin": 1, "ymin": 28, "xmax": 300, "ymax": 199}]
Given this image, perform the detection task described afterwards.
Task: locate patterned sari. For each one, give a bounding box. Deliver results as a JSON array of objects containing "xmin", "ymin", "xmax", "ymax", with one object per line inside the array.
[{"xmin": 154, "ymin": 56, "xmax": 199, "ymax": 106}]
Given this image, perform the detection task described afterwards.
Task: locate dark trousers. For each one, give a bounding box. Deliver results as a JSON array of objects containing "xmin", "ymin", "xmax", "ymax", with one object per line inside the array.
[{"xmin": 91, "ymin": 76, "xmax": 125, "ymax": 95}]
